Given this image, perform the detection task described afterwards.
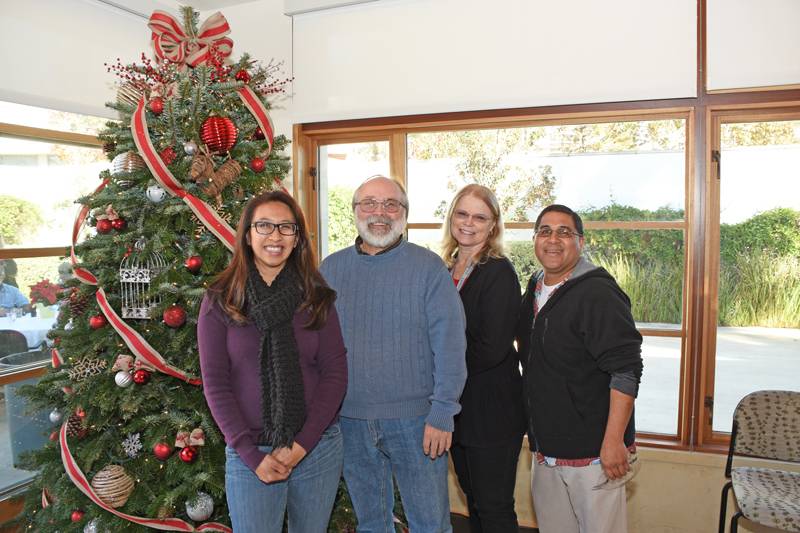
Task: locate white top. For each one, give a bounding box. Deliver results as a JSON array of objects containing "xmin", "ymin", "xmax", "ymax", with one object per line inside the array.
[{"xmin": 536, "ymin": 282, "xmax": 559, "ymax": 311}]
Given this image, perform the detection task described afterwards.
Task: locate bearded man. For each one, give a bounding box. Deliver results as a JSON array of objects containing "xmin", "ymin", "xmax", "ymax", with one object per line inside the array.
[{"xmin": 321, "ymin": 175, "xmax": 467, "ymax": 532}]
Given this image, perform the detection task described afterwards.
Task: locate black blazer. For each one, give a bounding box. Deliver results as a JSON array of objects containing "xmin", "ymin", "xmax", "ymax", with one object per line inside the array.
[{"xmin": 453, "ymin": 256, "xmax": 526, "ymax": 447}]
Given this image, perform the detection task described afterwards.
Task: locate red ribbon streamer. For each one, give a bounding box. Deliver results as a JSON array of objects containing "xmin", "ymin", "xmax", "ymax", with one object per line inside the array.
[
  {"xmin": 51, "ymin": 348, "xmax": 63, "ymax": 369},
  {"xmin": 236, "ymin": 87, "xmax": 288, "ymax": 194},
  {"xmin": 59, "ymin": 423, "xmax": 231, "ymax": 532},
  {"xmin": 149, "ymin": 10, "xmax": 233, "ymax": 68},
  {"xmin": 130, "ymin": 97, "xmax": 236, "ymax": 251},
  {"xmin": 95, "ymin": 289, "xmax": 201, "ymax": 385}
]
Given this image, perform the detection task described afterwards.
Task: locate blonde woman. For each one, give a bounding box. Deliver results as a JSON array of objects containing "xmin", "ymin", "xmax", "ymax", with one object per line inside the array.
[{"xmin": 442, "ymin": 184, "xmax": 525, "ymax": 532}]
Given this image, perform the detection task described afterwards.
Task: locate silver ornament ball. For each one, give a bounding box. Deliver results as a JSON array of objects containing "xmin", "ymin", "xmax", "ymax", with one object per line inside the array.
[
  {"xmin": 111, "ymin": 151, "xmax": 146, "ymax": 176},
  {"xmin": 83, "ymin": 518, "xmax": 99, "ymax": 533},
  {"xmin": 185, "ymin": 492, "xmax": 214, "ymax": 522},
  {"xmin": 146, "ymin": 184, "xmax": 167, "ymax": 203},
  {"xmin": 183, "ymin": 141, "xmax": 198, "ymax": 155},
  {"xmin": 115, "ymin": 370, "xmax": 134, "ymax": 388},
  {"xmin": 49, "ymin": 408, "xmax": 63, "ymax": 425}
]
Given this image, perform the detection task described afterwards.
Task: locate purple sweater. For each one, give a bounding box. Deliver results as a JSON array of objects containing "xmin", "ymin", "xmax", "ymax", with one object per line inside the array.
[{"xmin": 198, "ymin": 294, "xmax": 347, "ymax": 472}]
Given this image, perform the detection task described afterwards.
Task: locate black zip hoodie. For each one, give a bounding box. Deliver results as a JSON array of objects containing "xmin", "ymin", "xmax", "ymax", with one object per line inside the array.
[{"xmin": 517, "ymin": 257, "xmax": 643, "ymax": 458}]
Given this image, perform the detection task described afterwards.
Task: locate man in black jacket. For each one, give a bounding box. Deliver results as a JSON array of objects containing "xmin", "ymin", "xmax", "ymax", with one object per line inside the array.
[{"xmin": 518, "ymin": 204, "xmax": 643, "ymax": 533}]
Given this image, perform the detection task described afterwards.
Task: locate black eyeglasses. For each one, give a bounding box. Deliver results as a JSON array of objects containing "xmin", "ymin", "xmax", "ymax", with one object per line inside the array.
[
  {"xmin": 535, "ymin": 226, "xmax": 582, "ymax": 239},
  {"xmin": 353, "ymin": 199, "xmax": 407, "ymax": 214},
  {"xmin": 250, "ymin": 221, "xmax": 299, "ymax": 236}
]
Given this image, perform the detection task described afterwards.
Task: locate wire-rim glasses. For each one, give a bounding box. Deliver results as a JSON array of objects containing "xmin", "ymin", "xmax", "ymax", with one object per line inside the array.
[
  {"xmin": 353, "ymin": 199, "xmax": 407, "ymax": 214},
  {"xmin": 535, "ymin": 226, "xmax": 582, "ymax": 239}
]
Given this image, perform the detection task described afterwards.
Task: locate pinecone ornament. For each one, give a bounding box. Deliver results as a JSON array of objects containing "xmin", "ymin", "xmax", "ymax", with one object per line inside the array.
[
  {"xmin": 66, "ymin": 415, "xmax": 87, "ymax": 438},
  {"xmin": 69, "ymin": 290, "xmax": 91, "ymax": 317}
]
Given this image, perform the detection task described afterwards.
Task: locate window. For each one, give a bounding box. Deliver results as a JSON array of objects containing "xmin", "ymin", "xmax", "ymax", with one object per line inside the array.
[
  {"xmin": 308, "ymin": 112, "xmax": 691, "ymax": 440},
  {"xmin": 0, "ymin": 102, "xmax": 104, "ymax": 499},
  {"xmin": 407, "ymin": 119, "xmax": 688, "ymax": 436},
  {"xmin": 703, "ymin": 113, "xmax": 800, "ymax": 442}
]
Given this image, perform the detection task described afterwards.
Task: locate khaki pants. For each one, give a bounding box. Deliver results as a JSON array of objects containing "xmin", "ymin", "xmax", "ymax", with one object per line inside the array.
[{"xmin": 531, "ymin": 460, "xmax": 627, "ymax": 533}]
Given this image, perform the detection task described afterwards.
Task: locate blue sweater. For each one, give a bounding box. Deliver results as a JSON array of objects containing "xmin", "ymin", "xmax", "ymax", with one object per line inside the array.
[{"xmin": 321, "ymin": 240, "xmax": 467, "ymax": 432}]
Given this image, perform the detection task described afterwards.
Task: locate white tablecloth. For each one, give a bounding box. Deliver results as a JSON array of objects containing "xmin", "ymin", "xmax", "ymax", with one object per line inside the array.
[{"xmin": 0, "ymin": 315, "xmax": 58, "ymax": 349}]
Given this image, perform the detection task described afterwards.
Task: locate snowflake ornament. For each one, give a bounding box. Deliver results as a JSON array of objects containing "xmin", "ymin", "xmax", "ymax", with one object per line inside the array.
[{"xmin": 123, "ymin": 432, "xmax": 143, "ymax": 458}]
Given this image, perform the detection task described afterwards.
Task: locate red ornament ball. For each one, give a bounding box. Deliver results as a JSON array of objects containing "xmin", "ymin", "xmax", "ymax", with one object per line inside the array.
[
  {"xmin": 253, "ymin": 126, "xmax": 265, "ymax": 140},
  {"xmin": 179, "ymin": 446, "xmax": 198, "ymax": 463},
  {"xmin": 159, "ymin": 146, "xmax": 177, "ymax": 165},
  {"xmin": 70, "ymin": 510, "xmax": 84, "ymax": 522},
  {"xmin": 49, "ymin": 431, "xmax": 58, "ymax": 442},
  {"xmin": 133, "ymin": 369, "xmax": 151, "ymax": 385},
  {"xmin": 200, "ymin": 116, "xmax": 238, "ymax": 154},
  {"xmin": 163, "ymin": 305, "xmax": 187, "ymax": 328},
  {"xmin": 153, "ymin": 442, "xmax": 173, "ymax": 461},
  {"xmin": 111, "ymin": 217, "xmax": 127, "ymax": 231},
  {"xmin": 250, "ymin": 157, "xmax": 265, "ymax": 173},
  {"xmin": 235, "ymin": 69, "xmax": 251, "ymax": 83},
  {"xmin": 96, "ymin": 219, "xmax": 113, "ymax": 234},
  {"xmin": 149, "ymin": 97, "xmax": 164, "ymax": 114},
  {"xmin": 89, "ymin": 314, "xmax": 107, "ymax": 330},
  {"xmin": 185, "ymin": 255, "xmax": 203, "ymax": 274}
]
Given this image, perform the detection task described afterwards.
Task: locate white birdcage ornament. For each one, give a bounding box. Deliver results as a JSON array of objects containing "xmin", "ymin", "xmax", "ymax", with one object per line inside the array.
[{"xmin": 119, "ymin": 238, "xmax": 167, "ymax": 319}]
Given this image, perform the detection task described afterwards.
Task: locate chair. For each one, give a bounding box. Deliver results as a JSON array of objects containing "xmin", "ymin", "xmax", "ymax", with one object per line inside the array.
[
  {"xmin": 718, "ymin": 390, "xmax": 800, "ymax": 533},
  {"xmin": 0, "ymin": 330, "xmax": 28, "ymax": 358}
]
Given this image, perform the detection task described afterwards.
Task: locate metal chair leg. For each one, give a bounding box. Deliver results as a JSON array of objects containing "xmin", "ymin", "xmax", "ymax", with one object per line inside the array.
[
  {"xmin": 719, "ymin": 481, "xmax": 733, "ymax": 533},
  {"xmin": 730, "ymin": 511, "xmax": 743, "ymax": 533}
]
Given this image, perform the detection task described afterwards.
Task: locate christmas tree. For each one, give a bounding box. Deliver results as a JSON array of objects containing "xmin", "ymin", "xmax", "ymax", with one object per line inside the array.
[{"xmin": 18, "ymin": 7, "xmax": 290, "ymax": 531}]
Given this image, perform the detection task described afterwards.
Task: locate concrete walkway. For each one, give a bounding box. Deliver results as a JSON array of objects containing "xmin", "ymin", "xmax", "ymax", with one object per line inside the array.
[{"xmin": 636, "ymin": 326, "xmax": 800, "ymax": 434}]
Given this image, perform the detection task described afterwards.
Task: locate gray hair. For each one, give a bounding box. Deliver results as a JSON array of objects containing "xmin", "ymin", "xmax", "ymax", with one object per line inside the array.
[{"xmin": 351, "ymin": 175, "xmax": 409, "ymax": 213}]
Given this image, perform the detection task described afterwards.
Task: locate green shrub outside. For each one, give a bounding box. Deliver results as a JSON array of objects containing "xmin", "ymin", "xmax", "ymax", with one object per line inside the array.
[{"xmin": 503, "ymin": 205, "xmax": 800, "ymax": 328}]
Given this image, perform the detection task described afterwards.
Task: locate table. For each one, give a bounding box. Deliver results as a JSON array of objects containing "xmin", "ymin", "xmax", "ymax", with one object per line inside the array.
[{"xmin": 0, "ymin": 315, "xmax": 58, "ymax": 349}]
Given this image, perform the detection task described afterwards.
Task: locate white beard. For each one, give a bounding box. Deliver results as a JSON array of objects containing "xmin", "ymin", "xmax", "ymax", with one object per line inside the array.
[{"xmin": 356, "ymin": 214, "xmax": 406, "ymax": 249}]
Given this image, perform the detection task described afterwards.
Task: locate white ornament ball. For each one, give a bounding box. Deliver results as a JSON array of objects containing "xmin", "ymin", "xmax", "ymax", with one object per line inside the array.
[
  {"xmin": 49, "ymin": 408, "xmax": 63, "ymax": 425},
  {"xmin": 183, "ymin": 141, "xmax": 198, "ymax": 155},
  {"xmin": 83, "ymin": 519, "xmax": 99, "ymax": 533},
  {"xmin": 114, "ymin": 370, "xmax": 134, "ymax": 388},
  {"xmin": 146, "ymin": 185, "xmax": 167, "ymax": 203},
  {"xmin": 185, "ymin": 492, "xmax": 214, "ymax": 522},
  {"xmin": 64, "ymin": 319, "xmax": 74, "ymax": 331}
]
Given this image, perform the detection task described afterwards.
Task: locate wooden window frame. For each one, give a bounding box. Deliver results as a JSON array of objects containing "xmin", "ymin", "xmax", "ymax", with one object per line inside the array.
[{"xmin": 295, "ymin": 108, "xmax": 697, "ymax": 449}]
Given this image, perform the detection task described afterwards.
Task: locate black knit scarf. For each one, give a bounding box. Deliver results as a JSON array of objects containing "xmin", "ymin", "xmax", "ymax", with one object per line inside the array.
[{"xmin": 245, "ymin": 261, "xmax": 306, "ymax": 448}]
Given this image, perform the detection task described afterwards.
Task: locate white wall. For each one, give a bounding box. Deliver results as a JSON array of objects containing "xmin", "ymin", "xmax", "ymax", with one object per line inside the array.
[
  {"xmin": 707, "ymin": 0, "xmax": 800, "ymax": 91},
  {"xmin": 0, "ymin": 0, "xmax": 177, "ymax": 119},
  {"xmin": 289, "ymin": 0, "xmax": 698, "ymax": 123}
]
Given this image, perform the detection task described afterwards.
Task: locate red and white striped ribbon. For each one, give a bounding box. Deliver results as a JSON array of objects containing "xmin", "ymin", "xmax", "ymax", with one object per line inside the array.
[
  {"xmin": 236, "ymin": 86, "xmax": 288, "ymax": 194},
  {"xmin": 69, "ymin": 180, "xmax": 108, "ymax": 285},
  {"xmin": 59, "ymin": 423, "xmax": 231, "ymax": 532},
  {"xmin": 95, "ymin": 289, "xmax": 201, "ymax": 385},
  {"xmin": 130, "ymin": 97, "xmax": 236, "ymax": 251},
  {"xmin": 51, "ymin": 347, "xmax": 64, "ymax": 369}
]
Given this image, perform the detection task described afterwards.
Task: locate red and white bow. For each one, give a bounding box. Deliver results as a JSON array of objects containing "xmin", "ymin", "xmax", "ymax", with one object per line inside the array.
[{"xmin": 148, "ymin": 10, "xmax": 233, "ymax": 68}]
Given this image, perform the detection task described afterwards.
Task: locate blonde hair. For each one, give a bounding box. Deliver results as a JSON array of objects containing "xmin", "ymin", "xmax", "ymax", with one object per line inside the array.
[{"xmin": 441, "ymin": 184, "xmax": 505, "ymax": 268}]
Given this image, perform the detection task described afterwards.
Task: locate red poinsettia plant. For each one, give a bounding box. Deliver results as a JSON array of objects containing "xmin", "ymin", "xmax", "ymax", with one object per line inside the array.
[{"xmin": 29, "ymin": 279, "xmax": 61, "ymax": 305}]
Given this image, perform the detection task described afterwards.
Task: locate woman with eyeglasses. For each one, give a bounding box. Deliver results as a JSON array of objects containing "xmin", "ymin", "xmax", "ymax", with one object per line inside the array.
[
  {"xmin": 198, "ymin": 191, "xmax": 347, "ymax": 532},
  {"xmin": 441, "ymin": 184, "xmax": 525, "ymax": 532}
]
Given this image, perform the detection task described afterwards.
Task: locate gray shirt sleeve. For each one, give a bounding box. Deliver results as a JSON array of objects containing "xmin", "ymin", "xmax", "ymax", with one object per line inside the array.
[{"xmin": 610, "ymin": 369, "xmax": 639, "ymax": 398}]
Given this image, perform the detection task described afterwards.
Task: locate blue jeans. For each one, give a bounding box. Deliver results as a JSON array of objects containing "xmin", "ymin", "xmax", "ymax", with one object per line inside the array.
[
  {"xmin": 225, "ymin": 423, "xmax": 343, "ymax": 533},
  {"xmin": 340, "ymin": 415, "xmax": 452, "ymax": 533}
]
